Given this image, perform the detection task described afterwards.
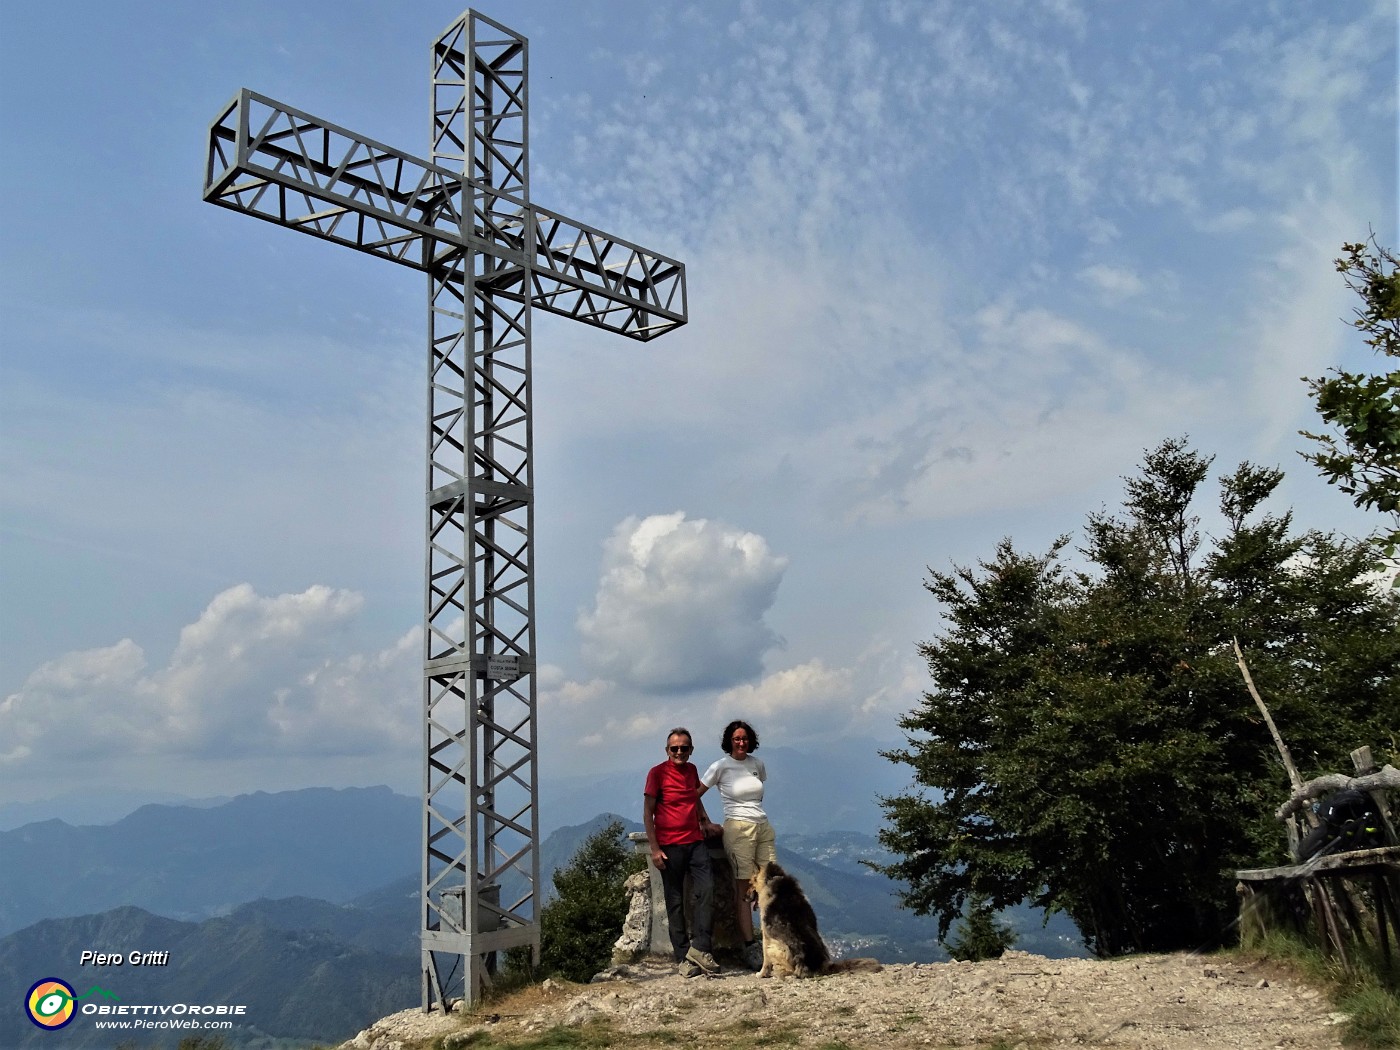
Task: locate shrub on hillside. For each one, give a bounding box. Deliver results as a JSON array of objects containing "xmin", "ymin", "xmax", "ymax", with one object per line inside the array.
[{"xmin": 510, "ymin": 819, "xmax": 644, "ymax": 983}]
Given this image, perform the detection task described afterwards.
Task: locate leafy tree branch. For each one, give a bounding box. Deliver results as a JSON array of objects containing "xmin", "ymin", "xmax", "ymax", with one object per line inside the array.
[{"xmin": 1301, "ymin": 236, "xmax": 1400, "ymax": 560}]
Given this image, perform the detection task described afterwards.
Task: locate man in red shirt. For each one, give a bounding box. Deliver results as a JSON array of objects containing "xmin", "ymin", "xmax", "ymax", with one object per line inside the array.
[{"xmin": 644, "ymin": 727, "xmax": 723, "ymax": 976}]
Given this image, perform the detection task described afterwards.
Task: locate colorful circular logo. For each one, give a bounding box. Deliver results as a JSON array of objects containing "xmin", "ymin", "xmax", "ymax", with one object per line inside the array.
[{"xmin": 26, "ymin": 978, "xmax": 76, "ymax": 1030}]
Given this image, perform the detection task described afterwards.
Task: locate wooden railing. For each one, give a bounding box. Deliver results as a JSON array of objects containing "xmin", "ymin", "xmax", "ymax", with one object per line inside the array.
[{"xmin": 1235, "ymin": 747, "xmax": 1400, "ymax": 972}]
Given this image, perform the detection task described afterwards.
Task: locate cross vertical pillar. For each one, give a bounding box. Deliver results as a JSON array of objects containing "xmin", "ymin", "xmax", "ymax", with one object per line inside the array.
[
  {"xmin": 420, "ymin": 10, "xmax": 539, "ymax": 1008},
  {"xmin": 201, "ymin": 4, "xmax": 687, "ymax": 1014}
]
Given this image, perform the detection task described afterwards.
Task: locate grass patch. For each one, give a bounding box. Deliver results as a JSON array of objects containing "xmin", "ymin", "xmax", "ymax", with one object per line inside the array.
[
  {"xmin": 429, "ymin": 1032, "xmax": 493, "ymax": 1050},
  {"xmin": 445, "ymin": 1018, "xmax": 713, "ymax": 1050},
  {"xmin": 1336, "ymin": 981, "xmax": 1400, "ymax": 1048},
  {"xmin": 469, "ymin": 1021, "xmax": 617, "ymax": 1050},
  {"xmin": 1229, "ymin": 928, "xmax": 1400, "ymax": 1050},
  {"xmin": 749, "ymin": 1026, "xmax": 803, "ymax": 1047},
  {"xmin": 692, "ymin": 1017, "xmax": 804, "ymax": 1048},
  {"xmin": 887, "ymin": 1009, "xmax": 925, "ymax": 1034},
  {"xmin": 465, "ymin": 978, "xmax": 584, "ymax": 1024}
]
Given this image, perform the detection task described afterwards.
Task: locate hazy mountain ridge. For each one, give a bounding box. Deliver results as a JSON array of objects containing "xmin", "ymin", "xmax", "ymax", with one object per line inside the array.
[
  {"xmin": 0, "ymin": 792, "xmax": 235, "ymax": 832},
  {"xmin": 0, "ymin": 786, "xmax": 419, "ymax": 937}
]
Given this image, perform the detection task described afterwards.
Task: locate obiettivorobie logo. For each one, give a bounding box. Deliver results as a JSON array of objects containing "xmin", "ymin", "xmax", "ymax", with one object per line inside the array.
[
  {"xmin": 26, "ymin": 978, "xmax": 76, "ymax": 1030},
  {"xmin": 25, "ymin": 979, "xmax": 118, "ymax": 1030},
  {"xmin": 24, "ymin": 978, "xmax": 246, "ymax": 1034}
]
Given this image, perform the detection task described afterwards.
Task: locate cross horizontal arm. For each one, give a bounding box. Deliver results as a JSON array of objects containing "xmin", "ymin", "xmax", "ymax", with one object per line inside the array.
[
  {"xmin": 204, "ymin": 89, "xmax": 466, "ymax": 271},
  {"xmin": 526, "ymin": 206, "xmax": 686, "ymax": 340},
  {"xmin": 204, "ymin": 89, "xmax": 686, "ymax": 340}
]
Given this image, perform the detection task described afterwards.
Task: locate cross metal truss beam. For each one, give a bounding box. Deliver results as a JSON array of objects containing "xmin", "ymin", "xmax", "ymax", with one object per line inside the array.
[{"xmin": 202, "ymin": 8, "xmax": 687, "ymax": 1009}]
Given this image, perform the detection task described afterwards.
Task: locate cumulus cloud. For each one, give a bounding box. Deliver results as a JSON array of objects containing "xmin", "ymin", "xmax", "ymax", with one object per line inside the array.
[
  {"xmin": 711, "ymin": 644, "xmax": 925, "ymax": 746},
  {"xmin": 577, "ymin": 513, "xmax": 788, "ymax": 692},
  {"xmin": 535, "ymin": 665, "xmax": 672, "ymax": 765},
  {"xmin": 712, "ymin": 660, "xmax": 857, "ymax": 737},
  {"xmin": 535, "ymin": 639, "xmax": 926, "ymax": 777},
  {"xmin": 0, "ymin": 584, "xmax": 419, "ymax": 772}
]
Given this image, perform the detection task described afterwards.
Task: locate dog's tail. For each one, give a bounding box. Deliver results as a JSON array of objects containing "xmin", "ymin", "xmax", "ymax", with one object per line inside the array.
[{"xmin": 824, "ymin": 958, "xmax": 883, "ymax": 974}]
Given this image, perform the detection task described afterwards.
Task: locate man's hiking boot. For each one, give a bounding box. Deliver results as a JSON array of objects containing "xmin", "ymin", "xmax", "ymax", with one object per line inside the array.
[
  {"xmin": 684, "ymin": 947, "xmax": 720, "ymax": 975},
  {"xmin": 677, "ymin": 959, "xmax": 704, "ymax": 978}
]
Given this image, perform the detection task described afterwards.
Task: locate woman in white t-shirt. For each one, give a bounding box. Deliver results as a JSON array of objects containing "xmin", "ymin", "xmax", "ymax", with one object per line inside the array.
[{"xmin": 699, "ymin": 719, "xmax": 775, "ymax": 968}]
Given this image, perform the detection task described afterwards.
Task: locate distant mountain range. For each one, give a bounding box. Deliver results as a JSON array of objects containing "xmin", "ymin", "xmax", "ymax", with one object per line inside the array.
[
  {"xmin": 0, "ymin": 738, "xmax": 913, "ymax": 834},
  {"xmin": 0, "ymin": 791, "xmax": 234, "ymax": 832},
  {"xmin": 1, "ymin": 781, "xmax": 1085, "ymax": 1046},
  {"xmin": 0, "ymin": 786, "xmax": 419, "ymax": 937},
  {"xmin": 0, "ymin": 739, "xmax": 916, "ymax": 937}
]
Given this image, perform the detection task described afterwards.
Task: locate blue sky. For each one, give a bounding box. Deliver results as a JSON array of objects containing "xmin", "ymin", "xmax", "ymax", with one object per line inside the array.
[{"xmin": 1, "ymin": 0, "xmax": 1395, "ymax": 817}]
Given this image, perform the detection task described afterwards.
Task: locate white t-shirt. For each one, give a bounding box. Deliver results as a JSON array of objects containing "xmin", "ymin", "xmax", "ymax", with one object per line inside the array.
[{"xmin": 700, "ymin": 754, "xmax": 768, "ymax": 823}]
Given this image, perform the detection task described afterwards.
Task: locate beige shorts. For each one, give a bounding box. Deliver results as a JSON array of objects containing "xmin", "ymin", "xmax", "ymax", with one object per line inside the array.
[{"xmin": 723, "ymin": 818, "xmax": 776, "ymax": 879}]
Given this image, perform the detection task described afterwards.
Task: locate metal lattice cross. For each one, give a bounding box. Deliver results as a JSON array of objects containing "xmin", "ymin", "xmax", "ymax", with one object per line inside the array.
[{"xmin": 203, "ymin": 8, "xmax": 687, "ymax": 1009}]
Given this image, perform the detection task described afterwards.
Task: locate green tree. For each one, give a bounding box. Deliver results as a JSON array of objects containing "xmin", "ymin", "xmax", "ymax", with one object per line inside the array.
[
  {"xmin": 877, "ymin": 438, "xmax": 1400, "ymax": 957},
  {"xmin": 1301, "ymin": 237, "xmax": 1400, "ymax": 560},
  {"xmin": 944, "ymin": 894, "xmax": 1016, "ymax": 961},
  {"xmin": 530, "ymin": 819, "xmax": 643, "ymax": 983}
]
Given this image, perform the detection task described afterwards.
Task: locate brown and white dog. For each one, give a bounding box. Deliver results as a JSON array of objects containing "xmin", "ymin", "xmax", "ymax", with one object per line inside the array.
[{"xmin": 748, "ymin": 860, "xmax": 883, "ymax": 978}]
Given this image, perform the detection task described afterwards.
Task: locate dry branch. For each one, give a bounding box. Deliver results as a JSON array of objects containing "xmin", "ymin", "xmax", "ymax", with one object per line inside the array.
[
  {"xmin": 1274, "ymin": 765, "xmax": 1400, "ymax": 820},
  {"xmin": 1231, "ymin": 637, "xmax": 1304, "ymax": 792}
]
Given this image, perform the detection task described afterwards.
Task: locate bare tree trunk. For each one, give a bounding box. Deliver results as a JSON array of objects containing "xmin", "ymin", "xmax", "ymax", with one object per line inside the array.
[{"xmin": 1231, "ymin": 637, "xmax": 1317, "ymax": 832}]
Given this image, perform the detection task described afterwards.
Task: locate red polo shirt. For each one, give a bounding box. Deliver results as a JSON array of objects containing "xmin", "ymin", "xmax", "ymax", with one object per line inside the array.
[{"xmin": 645, "ymin": 760, "xmax": 703, "ymax": 846}]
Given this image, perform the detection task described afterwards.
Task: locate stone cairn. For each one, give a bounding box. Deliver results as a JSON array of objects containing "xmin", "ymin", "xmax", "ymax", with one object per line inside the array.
[{"xmin": 611, "ymin": 832, "xmax": 744, "ymax": 966}]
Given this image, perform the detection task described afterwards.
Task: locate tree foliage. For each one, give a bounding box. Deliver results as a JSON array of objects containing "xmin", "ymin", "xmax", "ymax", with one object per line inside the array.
[
  {"xmin": 877, "ymin": 438, "xmax": 1400, "ymax": 957},
  {"xmin": 530, "ymin": 819, "xmax": 643, "ymax": 983},
  {"xmin": 1302, "ymin": 237, "xmax": 1400, "ymax": 559},
  {"xmin": 944, "ymin": 894, "xmax": 1016, "ymax": 962}
]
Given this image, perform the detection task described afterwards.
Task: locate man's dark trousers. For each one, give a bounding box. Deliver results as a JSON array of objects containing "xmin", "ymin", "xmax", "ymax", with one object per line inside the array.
[{"xmin": 658, "ymin": 840, "xmax": 714, "ymax": 961}]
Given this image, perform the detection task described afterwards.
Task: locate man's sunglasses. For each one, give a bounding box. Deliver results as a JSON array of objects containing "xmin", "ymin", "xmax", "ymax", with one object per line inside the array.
[{"xmin": 668, "ymin": 745, "xmax": 693, "ymax": 754}]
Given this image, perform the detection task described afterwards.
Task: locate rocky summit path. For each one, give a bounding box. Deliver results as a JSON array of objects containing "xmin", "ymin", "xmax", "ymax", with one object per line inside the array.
[{"xmin": 339, "ymin": 950, "xmax": 1351, "ymax": 1050}]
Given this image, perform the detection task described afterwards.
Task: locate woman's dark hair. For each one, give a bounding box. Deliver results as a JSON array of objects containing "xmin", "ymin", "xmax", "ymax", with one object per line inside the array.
[{"xmin": 721, "ymin": 719, "xmax": 759, "ymax": 754}]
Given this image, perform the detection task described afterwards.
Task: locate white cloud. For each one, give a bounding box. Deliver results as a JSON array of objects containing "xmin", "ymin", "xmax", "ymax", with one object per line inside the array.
[
  {"xmin": 535, "ymin": 667, "xmax": 671, "ymax": 761},
  {"xmin": 770, "ymin": 300, "xmax": 1215, "ymax": 526},
  {"xmin": 535, "ymin": 639, "xmax": 926, "ymax": 777},
  {"xmin": 0, "ymin": 584, "xmax": 419, "ymax": 775},
  {"xmin": 713, "ymin": 660, "xmax": 855, "ymax": 736},
  {"xmin": 1079, "ymin": 264, "xmax": 1145, "ymax": 300},
  {"xmin": 712, "ymin": 644, "xmax": 924, "ymax": 747},
  {"xmin": 577, "ymin": 513, "xmax": 788, "ymax": 692}
]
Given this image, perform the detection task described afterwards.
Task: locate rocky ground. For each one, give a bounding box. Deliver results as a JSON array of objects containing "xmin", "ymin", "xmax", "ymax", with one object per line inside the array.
[{"xmin": 336, "ymin": 950, "xmax": 1353, "ymax": 1050}]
